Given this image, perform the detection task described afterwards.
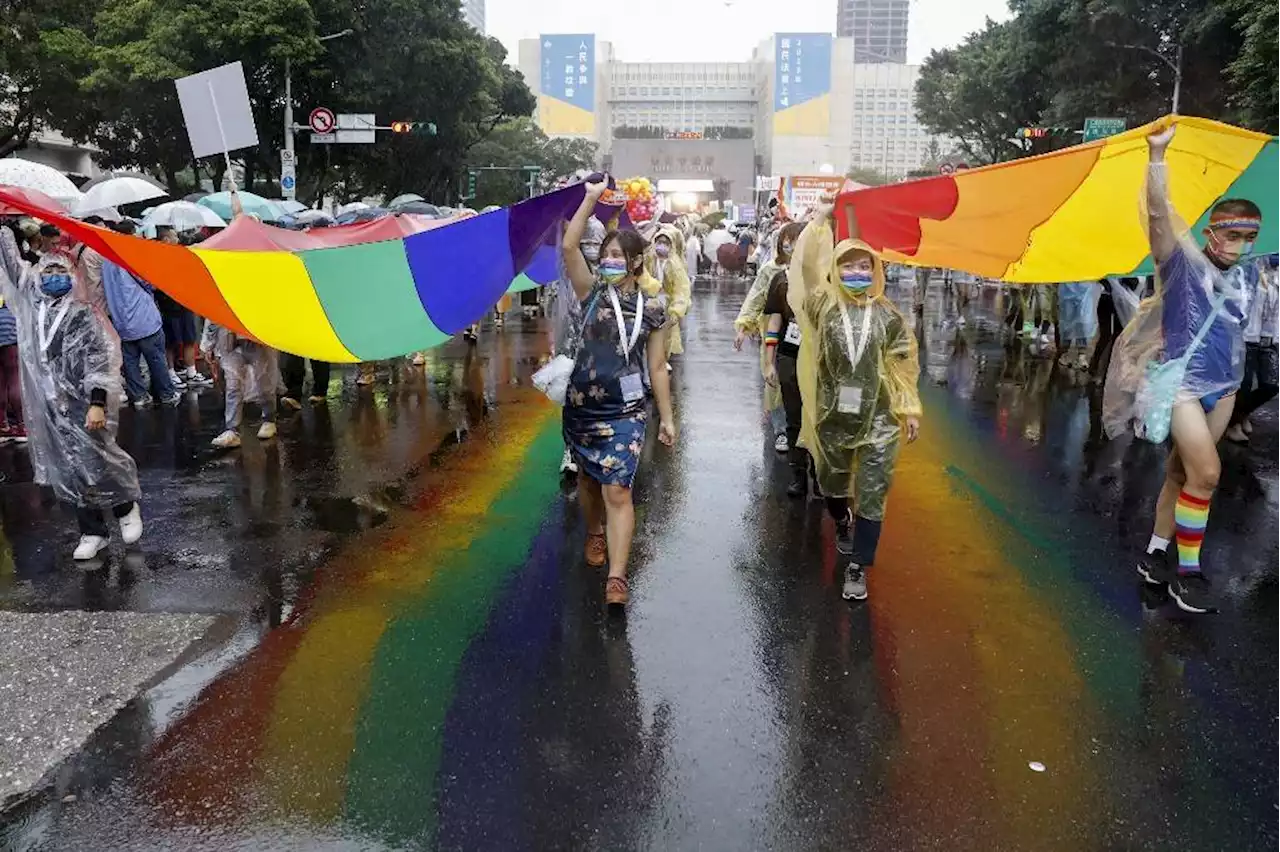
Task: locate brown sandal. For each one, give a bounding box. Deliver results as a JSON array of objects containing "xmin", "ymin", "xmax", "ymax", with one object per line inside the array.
[
  {"xmin": 585, "ymin": 531, "xmax": 607, "ymax": 567},
  {"xmin": 605, "ymin": 576, "xmax": 629, "ymax": 606}
]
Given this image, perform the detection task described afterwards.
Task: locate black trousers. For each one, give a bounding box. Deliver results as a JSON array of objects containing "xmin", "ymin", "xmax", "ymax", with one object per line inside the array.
[
  {"xmin": 1089, "ymin": 291, "xmax": 1123, "ymax": 379},
  {"xmin": 776, "ymin": 353, "xmax": 803, "ymax": 455},
  {"xmin": 1230, "ymin": 341, "xmax": 1280, "ymax": 425},
  {"xmin": 824, "ymin": 498, "xmax": 884, "ymax": 566},
  {"xmin": 282, "ymin": 354, "xmax": 331, "ymax": 400},
  {"xmin": 76, "ymin": 501, "xmax": 135, "ymax": 537}
]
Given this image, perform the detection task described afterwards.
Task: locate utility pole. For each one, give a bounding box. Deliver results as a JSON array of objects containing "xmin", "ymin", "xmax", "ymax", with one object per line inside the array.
[
  {"xmin": 282, "ymin": 29, "xmax": 353, "ymax": 192},
  {"xmin": 1107, "ymin": 40, "xmax": 1184, "ymax": 114}
]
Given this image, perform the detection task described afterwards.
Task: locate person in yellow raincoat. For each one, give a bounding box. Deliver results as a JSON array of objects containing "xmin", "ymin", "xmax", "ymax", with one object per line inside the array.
[
  {"xmin": 734, "ymin": 221, "xmax": 804, "ymax": 451},
  {"xmin": 788, "ymin": 198, "xmax": 922, "ymax": 602},
  {"xmin": 641, "ymin": 223, "xmax": 692, "ymax": 367}
]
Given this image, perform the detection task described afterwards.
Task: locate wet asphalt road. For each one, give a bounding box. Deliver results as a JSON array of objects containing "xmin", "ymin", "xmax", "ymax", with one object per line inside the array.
[{"xmin": 0, "ymin": 276, "xmax": 1276, "ymax": 851}]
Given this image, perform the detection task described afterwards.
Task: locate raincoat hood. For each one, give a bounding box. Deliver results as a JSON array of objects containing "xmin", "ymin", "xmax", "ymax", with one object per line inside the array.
[
  {"xmin": 650, "ymin": 223, "xmax": 686, "ymax": 259},
  {"xmin": 35, "ymin": 250, "xmax": 95, "ymax": 306},
  {"xmin": 831, "ymin": 239, "xmax": 886, "ymax": 303}
]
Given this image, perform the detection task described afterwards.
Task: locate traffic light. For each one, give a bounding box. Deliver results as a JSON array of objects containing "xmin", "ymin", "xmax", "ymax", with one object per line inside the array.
[
  {"xmin": 391, "ymin": 121, "xmax": 437, "ymax": 136},
  {"xmin": 461, "ymin": 169, "xmax": 478, "ymax": 200},
  {"xmin": 1017, "ymin": 126, "xmax": 1074, "ymax": 139}
]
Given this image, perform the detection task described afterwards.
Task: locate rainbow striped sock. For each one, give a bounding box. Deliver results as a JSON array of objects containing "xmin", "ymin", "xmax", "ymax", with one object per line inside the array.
[{"xmin": 1174, "ymin": 490, "xmax": 1210, "ymax": 575}]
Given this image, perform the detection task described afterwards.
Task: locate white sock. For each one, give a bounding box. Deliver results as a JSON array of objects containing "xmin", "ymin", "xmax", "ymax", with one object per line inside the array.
[{"xmin": 1147, "ymin": 534, "xmax": 1171, "ymax": 554}]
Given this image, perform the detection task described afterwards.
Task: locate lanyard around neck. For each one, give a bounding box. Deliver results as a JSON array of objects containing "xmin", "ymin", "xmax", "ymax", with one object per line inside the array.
[
  {"xmin": 839, "ymin": 300, "xmax": 874, "ymax": 371},
  {"xmin": 607, "ymin": 285, "xmax": 644, "ymax": 357},
  {"xmin": 38, "ymin": 298, "xmax": 72, "ymax": 353}
]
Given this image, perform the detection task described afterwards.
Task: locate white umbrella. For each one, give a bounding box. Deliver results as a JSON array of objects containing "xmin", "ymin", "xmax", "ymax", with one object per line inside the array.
[
  {"xmin": 74, "ymin": 206, "xmax": 123, "ymax": 222},
  {"xmin": 0, "ymin": 158, "xmax": 83, "ymax": 204},
  {"xmin": 143, "ymin": 201, "xmax": 226, "ymax": 230},
  {"xmin": 336, "ymin": 201, "xmax": 370, "ymax": 216},
  {"xmin": 389, "ymin": 193, "xmax": 424, "ymax": 207},
  {"xmin": 280, "ymin": 199, "xmax": 307, "ymax": 214},
  {"xmin": 76, "ymin": 174, "xmax": 167, "ymax": 213}
]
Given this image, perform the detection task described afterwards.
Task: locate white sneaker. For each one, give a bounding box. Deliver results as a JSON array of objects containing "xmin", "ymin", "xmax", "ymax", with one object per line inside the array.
[
  {"xmin": 956, "ymin": 315, "xmax": 967, "ymax": 328},
  {"xmin": 168, "ymin": 369, "xmax": 187, "ymax": 390},
  {"xmin": 257, "ymin": 421, "xmax": 277, "ymax": 440},
  {"xmin": 560, "ymin": 448, "xmax": 578, "ymax": 474},
  {"xmin": 211, "ymin": 429, "xmax": 241, "ymax": 449},
  {"xmin": 665, "ymin": 362, "xmax": 673, "ymax": 373},
  {"xmin": 118, "ymin": 504, "xmax": 143, "ymax": 545},
  {"xmin": 280, "ymin": 396, "xmax": 303, "ymax": 411},
  {"xmin": 774, "ymin": 433, "xmax": 789, "ymax": 453},
  {"xmin": 73, "ymin": 535, "xmax": 109, "ymax": 561},
  {"xmin": 1077, "ymin": 352, "xmax": 1090, "ymax": 370}
]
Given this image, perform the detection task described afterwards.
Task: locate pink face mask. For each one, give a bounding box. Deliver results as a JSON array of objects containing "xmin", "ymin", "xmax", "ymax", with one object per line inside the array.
[{"xmin": 655, "ymin": 244, "xmax": 670, "ymax": 258}]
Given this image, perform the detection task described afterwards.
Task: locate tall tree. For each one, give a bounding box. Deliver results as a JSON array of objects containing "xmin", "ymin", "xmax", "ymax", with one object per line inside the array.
[
  {"xmin": 464, "ymin": 118, "xmax": 597, "ymax": 208},
  {"xmin": 0, "ymin": 0, "xmax": 99, "ymax": 158},
  {"xmin": 1225, "ymin": 0, "xmax": 1279, "ymax": 133},
  {"xmin": 1010, "ymin": 0, "xmax": 1241, "ymax": 124},
  {"xmin": 914, "ymin": 19, "xmax": 1049, "ymax": 164}
]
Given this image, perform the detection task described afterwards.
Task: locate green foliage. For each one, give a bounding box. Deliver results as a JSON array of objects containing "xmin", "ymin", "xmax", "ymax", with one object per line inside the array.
[
  {"xmin": 916, "ymin": 0, "xmax": 1279, "ymax": 164},
  {"xmin": 915, "ymin": 19, "xmax": 1049, "ymax": 164},
  {"xmin": 18, "ymin": 0, "xmax": 533, "ymax": 201},
  {"xmin": 1226, "ymin": 0, "xmax": 1279, "ymax": 133},
  {"xmin": 464, "ymin": 117, "xmax": 596, "ymax": 208},
  {"xmin": 0, "ymin": 0, "xmax": 100, "ymax": 157}
]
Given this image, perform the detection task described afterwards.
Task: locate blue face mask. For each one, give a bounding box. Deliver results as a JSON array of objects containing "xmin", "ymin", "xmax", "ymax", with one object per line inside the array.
[
  {"xmin": 599, "ymin": 259, "xmax": 628, "ymax": 284},
  {"xmin": 1240, "ymin": 240, "xmax": 1256, "ymax": 260},
  {"xmin": 40, "ymin": 273, "xmax": 73, "ymax": 297},
  {"xmin": 840, "ymin": 271, "xmax": 873, "ymax": 292}
]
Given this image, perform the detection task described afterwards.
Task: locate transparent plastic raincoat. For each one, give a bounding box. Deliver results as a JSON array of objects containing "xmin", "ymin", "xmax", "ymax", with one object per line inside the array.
[
  {"xmin": 1103, "ymin": 175, "xmax": 1249, "ymax": 443},
  {"xmin": 2, "ymin": 248, "xmax": 140, "ymax": 507},
  {"xmin": 1057, "ymin": 281, "xmax": 1101, "ymax": 342},
  {"xmin": 641, "ymin": 224, "xmax": 692, "ymax": 355},
  {"xmin": 787, "ymin": 220, "xmax": 922, "ymax": 518},
  {"xmin": 737, "ymin": 254, "xmax": 787, "ymax": 414}
]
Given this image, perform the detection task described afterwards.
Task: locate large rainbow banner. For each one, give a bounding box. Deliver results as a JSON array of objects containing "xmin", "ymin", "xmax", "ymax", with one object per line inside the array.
[
  {"xmin": 0, "ymin": 183, "xmax": 612, "ymax": 363},
  {"xmin": 835, "ymin": 115, "xmax": 1277, "ymax": 282},
  {"xmin": 0, "ymin": 115, "xmax": 1273, "ymax": 361}
]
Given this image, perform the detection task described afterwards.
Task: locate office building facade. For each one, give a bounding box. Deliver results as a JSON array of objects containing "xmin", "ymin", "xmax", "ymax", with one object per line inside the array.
[
  {"xmin": 518, "ymin": 31, "xmax": 948, "ymax": 205},
  {"xmin": 848, "ymin": 63, "xmax": 939, "ymax": 178},
  {"xmin": 837, "ymin": 0, "xmax": 909, "ymax": 63}
]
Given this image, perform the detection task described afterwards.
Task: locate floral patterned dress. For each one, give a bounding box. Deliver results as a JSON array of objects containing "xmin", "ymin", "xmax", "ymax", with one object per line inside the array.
[{"xmin": 563, "ymin": 283, "xmax": 668, "ymax": 487}]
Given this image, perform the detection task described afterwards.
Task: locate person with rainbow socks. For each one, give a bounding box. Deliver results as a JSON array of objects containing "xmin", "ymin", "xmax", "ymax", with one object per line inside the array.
[{"xmin": 1105, "ymin": 122, "xmax": 1260, "ymax": 614}]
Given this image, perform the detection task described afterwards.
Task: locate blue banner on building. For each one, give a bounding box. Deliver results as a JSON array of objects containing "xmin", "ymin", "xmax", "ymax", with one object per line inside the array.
[
  {"xmin": 540, "ymin": 34, "xmax": 595, "ymax": 114},
  {"xmin": 773, "ymin": 33, "xmax": 832, "ymax": 113}
]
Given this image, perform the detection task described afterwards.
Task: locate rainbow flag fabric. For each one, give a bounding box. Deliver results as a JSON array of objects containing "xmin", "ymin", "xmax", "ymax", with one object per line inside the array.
[{"xmin": 834, "ymin": 116, "xmax": 1276, "ymax": 283}]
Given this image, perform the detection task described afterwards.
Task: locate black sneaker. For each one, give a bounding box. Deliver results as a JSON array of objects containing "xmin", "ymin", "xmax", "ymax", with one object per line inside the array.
[
  {"xmin": 835, "ymin": 510, "xmax": 853, "ymax": 555},
  {"xmin": 1169, "ymin": 571, "xmax": 1217, "ymax": 614},
  {"xmin": 1136, "ymin": 549, "xmax": 1172, "ymax": 586}
]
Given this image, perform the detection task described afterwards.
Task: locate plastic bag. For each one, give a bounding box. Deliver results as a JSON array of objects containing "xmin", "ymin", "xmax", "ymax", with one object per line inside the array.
[
  {"xmin": 1108, "ymin": 278, "xmax": 1143, "ymax": 327},
  {"xmin": 1103, "ymin": 166, "xmax": 1247, "ymax": 441},
  {"xmin": 533, "ymin": 354, "xmax": 575, "ymax": 404}
]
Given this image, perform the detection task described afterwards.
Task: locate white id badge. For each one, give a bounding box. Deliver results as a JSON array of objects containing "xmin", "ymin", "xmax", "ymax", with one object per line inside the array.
[
  {"xmin": 620, "ymin": 371, "xmax": 645, "ymax": 403},
  {"xmin": 837, "ymin": 385, "xmax": 863, "ymax": 414},
  {"xmin": 784, "ymin": 321, "xmax": 802, "ymax": 345}
]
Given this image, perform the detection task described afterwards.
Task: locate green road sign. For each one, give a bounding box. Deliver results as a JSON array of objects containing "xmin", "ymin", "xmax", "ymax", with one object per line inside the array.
[{"xmin": 1083, "ymin": 117, "xmax": 1127, "ymax": 142}]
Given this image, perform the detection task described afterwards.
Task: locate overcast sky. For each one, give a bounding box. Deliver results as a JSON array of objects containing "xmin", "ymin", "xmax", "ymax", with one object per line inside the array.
[{"xmin": 487, "ymin": 0, "xmax": 1012, "ymax": 65}]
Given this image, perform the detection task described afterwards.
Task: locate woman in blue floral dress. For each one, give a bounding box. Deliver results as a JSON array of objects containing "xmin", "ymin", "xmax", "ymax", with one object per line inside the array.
[{"xmin": 562, "ymin": 179, "xmax": 677, "ymax": 606}]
